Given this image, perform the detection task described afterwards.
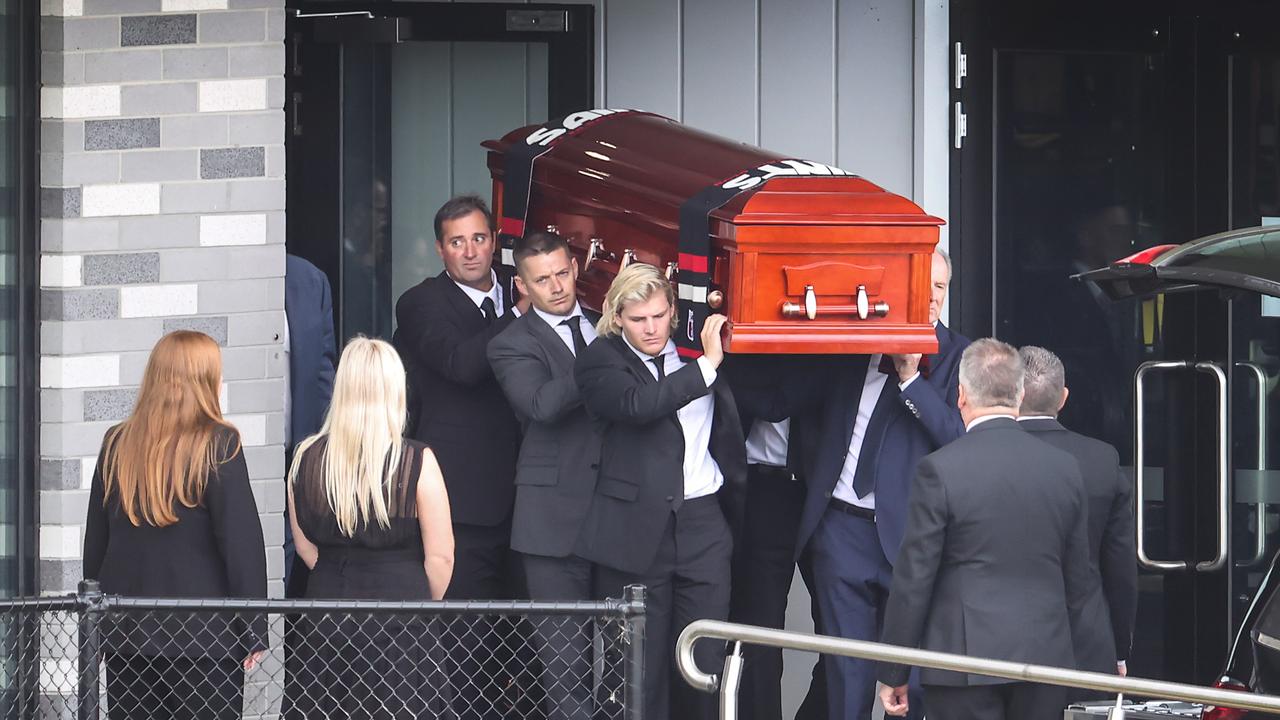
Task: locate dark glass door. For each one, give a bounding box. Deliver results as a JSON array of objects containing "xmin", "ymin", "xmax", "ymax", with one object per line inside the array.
[
  {"xmin": 286, "ymin": 3, "xmax": 595, "ymax": 343},
  {"xmin": 954, "ymin": 0, "xmax": 1280, "ymax": 685}
]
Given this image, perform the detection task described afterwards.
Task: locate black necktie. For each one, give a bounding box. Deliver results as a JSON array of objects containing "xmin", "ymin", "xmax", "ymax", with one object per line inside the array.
[
  {"xmin": 561, "ymin": 317, "xmax": 588, "ymax": 355},
  {"xmin": 480, "ymin": 297, "xmax": 496, "ymax": 325},
  {"xmin": 650, "ymin": 356, "xmax": 666, "ymax": 380}
]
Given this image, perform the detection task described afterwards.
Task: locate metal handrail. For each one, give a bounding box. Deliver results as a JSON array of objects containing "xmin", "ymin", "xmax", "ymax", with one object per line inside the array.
[{"xmin": 677, "ymin": 619, "xmax": 1280, "ymax": 716}]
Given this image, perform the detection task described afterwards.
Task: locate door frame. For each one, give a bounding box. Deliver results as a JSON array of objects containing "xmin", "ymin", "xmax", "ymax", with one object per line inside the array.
[{"xmin": 284, "ymin": 2, "xmax": 596, "ymax": 341}]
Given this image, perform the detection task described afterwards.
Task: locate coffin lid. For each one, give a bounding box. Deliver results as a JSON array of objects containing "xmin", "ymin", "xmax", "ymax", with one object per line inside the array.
[{"xmin": 484, "ymin": 112, "xmax": 944, "ymax": 228}]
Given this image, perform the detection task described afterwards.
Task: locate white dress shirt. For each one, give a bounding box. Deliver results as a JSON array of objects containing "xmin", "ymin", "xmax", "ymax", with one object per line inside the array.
[
  {"xmin": 746, "ymin": 419, "xmax": 790, "ymax": 468},
  {"xmin": 532, "ymin": 303, "xmax": 597, "ymax": 356},
  {"xmin": 450, "ymin": 270, "xmax": 508, "ymax": 317},
  {"xmin": 623, "ymin": 337, "xmax": 723, "ymax": 500},
  {"xmin": 1016, "ymin": 415, "xmax": 1055, "ymax": 422},
  {"xmin": 966, "ymin": 413, "xmax": 1016, "ymax": 431},
  {"xmin": 832, "ymin": 354, "xmax": 892, "ymax": 509}
]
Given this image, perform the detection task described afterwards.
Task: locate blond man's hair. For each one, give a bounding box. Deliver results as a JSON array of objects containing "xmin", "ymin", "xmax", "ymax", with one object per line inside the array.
[{"xmin": 595, "ymin": 263, "xmax": 679, "ymax": 337}]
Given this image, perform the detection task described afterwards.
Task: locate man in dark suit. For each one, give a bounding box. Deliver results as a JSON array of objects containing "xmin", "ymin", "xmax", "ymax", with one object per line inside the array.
[
  {"xmin": 283, "ymin": 254, "xmax": 337, "ymax": 598},
  {"xmin": 790, "ymin": 251, "xmax": 968, "ymax": 720},
  {"xmin": 878, "ymin": 339, "xmax": 1108, "ymax": 720},
  {"xmin": 487, "ymin": 231, "xmax": 601, "ymax": 720},
  {"xmin": 1017, "ymin": 345, "xmax": 1136, "ymax": 677},
  {"xmin": 723, "ymin": 356, "xmax": 827, "ymax": 720},
  {"xmin": 575, "ymin": 263, "xmax": 747, "ymax": 720},
  {"xmin": 392, "ymin": 194, "xmax": 529, "ymax": 720}
]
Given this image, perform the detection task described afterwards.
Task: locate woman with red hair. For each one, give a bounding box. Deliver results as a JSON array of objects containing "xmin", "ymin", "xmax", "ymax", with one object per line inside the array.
[{"xmin": 84, "ymin": 330, "xmax": 267, "ymax": 720}]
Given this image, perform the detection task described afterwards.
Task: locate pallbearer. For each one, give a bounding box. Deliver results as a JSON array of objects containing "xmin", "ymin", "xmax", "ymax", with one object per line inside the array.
[
  {"xmin": 487, "ymin": 230, "xmax": 602, "ymax": 720},
  {"xmin": 574, "ymin": 263, "xmax": 747, "ymax": 720}
]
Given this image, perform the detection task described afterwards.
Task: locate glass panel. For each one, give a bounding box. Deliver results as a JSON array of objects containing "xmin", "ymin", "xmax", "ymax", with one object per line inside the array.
[
  {"xmin": 386, "ymin": 41, "xmax": 550, "ymax": 334},
  {"xmin": 1229, "ymin": 50, "xmax": 1280, "ymax": 668},
  {"xmin": 993, "ymin": 49, "xmax": 1180, "ymax": 678},
  {"xmin": 0, "ymin": 0, "xmax": 18, "ymax": 597},
  {"xmin": 1157, "ymin": 228, "xmax": 1280, "ymax": 281}
]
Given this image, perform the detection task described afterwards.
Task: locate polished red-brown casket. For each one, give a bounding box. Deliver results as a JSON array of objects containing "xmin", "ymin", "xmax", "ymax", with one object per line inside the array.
[{"xmin": 484, "ymin": 112, "xmax": 942, "ymax": 354}]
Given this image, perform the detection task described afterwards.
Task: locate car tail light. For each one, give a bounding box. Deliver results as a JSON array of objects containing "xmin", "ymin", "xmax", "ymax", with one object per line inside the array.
[{"xmin": 1203, "ymin": 678, "xmax": 1253, "ymax": 720}]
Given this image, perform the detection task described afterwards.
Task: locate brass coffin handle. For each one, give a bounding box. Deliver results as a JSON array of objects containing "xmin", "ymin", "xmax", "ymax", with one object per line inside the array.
[
  {"xmin": 665, "ymin": 261, "xmax": 679, "ymax": 281},
  {"xmin": 782, "ymin": 285, "xmax": 819, "ymax": 320},
  {"xmin": 620, "ymin": 248, "xmax": 637, "ymax": 270},
  {"xmin": 781, "ymin": 284, "xmax": 888, "ymax": 321}
]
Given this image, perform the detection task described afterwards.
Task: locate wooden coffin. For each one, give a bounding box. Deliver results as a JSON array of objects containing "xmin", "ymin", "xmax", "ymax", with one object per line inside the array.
[{"xmin": 484, "ymin": 111, "xmax": 942, "ymax": 354}]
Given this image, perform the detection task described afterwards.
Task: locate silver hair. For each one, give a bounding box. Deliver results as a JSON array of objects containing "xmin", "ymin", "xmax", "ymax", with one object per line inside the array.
[
  {"xmin": 1018, "ymin": 346, "xmax": 1066, "ymax": 417},
  {"xmin": 935, "ymin": 247, "xmax": 952, "ymax": 279},
  {"xmin": 958, "ymin": 338, "xmax": 1024, "ymax": 409}
]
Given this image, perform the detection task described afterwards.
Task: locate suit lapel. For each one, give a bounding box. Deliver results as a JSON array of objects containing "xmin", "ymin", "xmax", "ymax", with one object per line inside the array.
[
  {"xmin": 439, "ymin": 270, "xmax": 486, "ymax": 327},
  {"xmin": 608, "ymin": 335, "xmax": 658, "ymax": 385},
  {"xmin": 526, "ymin": 311, "xmax": 576, "ymax": 369}
]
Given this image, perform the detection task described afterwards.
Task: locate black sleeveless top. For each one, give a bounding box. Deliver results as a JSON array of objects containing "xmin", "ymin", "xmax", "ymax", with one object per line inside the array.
[{"xmin": 293, "ymin": 435, "xmax": 430, "ymax": 551}]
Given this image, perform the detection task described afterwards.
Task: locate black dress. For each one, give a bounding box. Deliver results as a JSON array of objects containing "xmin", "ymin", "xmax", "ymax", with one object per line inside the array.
[{"xmin": 284, "ymin": 436, "xmax": 454, "ymax": 719}]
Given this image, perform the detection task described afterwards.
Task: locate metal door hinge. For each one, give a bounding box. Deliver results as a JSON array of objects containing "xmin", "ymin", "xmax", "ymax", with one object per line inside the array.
[
  {"xmin": 954, "ymin": 42, "xmax": 967, "ymax": 89},
  {"xmin": 953, "ymin": 103, "xmax": 967, "ymax": 149}
]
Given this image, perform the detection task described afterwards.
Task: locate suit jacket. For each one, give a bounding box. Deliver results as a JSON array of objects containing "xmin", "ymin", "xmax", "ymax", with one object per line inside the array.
[
  {"xmin": 393, "ymin": 268, "xmax": 520, "ymax": 527},
  {"xmin": 1019, "ymin": 416, "xmax": 1137, "ymax": 667},
  {"xmin": 792, "ymin": 323, "xmax": 970, "ymax": 561},
  {"xmin": 487, "ymin": 310, "xmax": 603, "ymax": 558},
  {"xmin": 573, "ymin": 334, "xmax": 748, "ymax": 574},
  {"xmin": 83, "ymin": 425, "xmax": 267, "ymax": 658},
  {"xmin": 877, "ymin": 418, "xmax": 1109, "ymax": 687},
  {"xmin": 285, "ymin": 255, "xmax": 337, "ymax": 449}
]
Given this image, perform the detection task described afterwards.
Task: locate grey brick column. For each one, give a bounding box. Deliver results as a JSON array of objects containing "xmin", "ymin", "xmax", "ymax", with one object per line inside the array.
[{"xmin": 39, "ymin": 0, "xmax": 288, "ymax": 598}]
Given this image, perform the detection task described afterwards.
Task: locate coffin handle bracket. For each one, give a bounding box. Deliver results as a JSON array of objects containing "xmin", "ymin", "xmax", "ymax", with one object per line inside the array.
[{"xmin": 584, "ymin": 238, "xmax": 615, "ymax": 272}]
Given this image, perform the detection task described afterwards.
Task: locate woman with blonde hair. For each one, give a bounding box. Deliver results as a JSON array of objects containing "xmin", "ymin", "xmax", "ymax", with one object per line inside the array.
[
  {"xmin": 284, "ymin": 336, "xmax": 454, "ymax": 719},
  {"xmin": 83, "ymin": 330, "xmax": 267, "ymax": 720}
]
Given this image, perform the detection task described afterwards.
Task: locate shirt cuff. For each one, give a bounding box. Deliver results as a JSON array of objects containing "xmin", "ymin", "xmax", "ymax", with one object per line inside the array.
[
  {"xmin": 1116, "ymin": 660, "xmax": 1127, "ymax": 669},
  {"xmin": 898, "ymin": 372, "xmax": 921, "ymax": 390},
  {"xmin": 695, "ymin": 356, "xmax": 718, "ymax": 386}
]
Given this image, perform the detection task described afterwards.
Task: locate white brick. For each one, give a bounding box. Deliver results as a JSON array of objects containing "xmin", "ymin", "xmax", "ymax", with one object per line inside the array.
[
  {"xmin": 200, "ymin": 213, "xmax": 267, "ymax": 247},
  {"xmin": 219, "ymin": 382, "xmax": 228, "ymax": 410},
  {"xmin": 163, "ymin": 0, "xmax": 227, "ymax": 9},
  {"xmin": 41, "ymin": 86, "xmax": 121, "ymax": 119},
  {"xmin": 82, "ymin": 183, "xmax": 161, "ymax": 217},
  {"xmin": 81, "ymin": 455, "xmax": 97, "ymax": 489},
  {"xmin": 120, "ymin": 284, "xmax": 198, "ymax": 318},
  {"xmin": 41, "ymin": 255, "xmax": 83, "ymax": 288},
  {"xmin": 40, "ymin": 0, "xmax": 83, "ymax": 17},
  {"xmin": 39, "ymin": 525, "xmax": 81, "ymax": 560},
  {"xmin": 41, "ymin": 355, "xmax": 120, "ymax": 389},
  {"xmin": 225, "ymin": 413, "xmax": 267, "ymax": 447},
  {"xmin": 198, "ymin": 79, "xmax": 267, "ymax": 113}
]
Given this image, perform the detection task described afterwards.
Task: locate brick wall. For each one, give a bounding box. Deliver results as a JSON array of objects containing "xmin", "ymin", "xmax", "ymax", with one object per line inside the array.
[{"xmin": 38, "ymin": 0, "xmax": 287, "ymax": 597}]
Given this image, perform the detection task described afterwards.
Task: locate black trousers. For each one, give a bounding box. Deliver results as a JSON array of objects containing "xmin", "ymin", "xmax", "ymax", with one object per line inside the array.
[
  {"xmin": 446, "ymin": 521, "xmax": 543, "ymax": 720},
  {"xmin": 729, "ymin": 465, "xmax": 828, "ymax": 720},
  {"xmin": 923, "ymin": 682, "xmax": 1068, "ymax": 720},
  {"xmin": 105, "ymin": 653, "xmax": 243, "ymax": 720},
  {"xmin": 523, "ymin": 553, "xmax": 596, "ymax": 720},
  {"xmin": 597, "ymin": 495, "xmax": 733, "ymax": 720}
]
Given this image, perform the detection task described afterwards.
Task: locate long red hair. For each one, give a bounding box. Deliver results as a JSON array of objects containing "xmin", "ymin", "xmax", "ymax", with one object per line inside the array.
[{"xmin": 101, "ymin": 331, "xmax": 239, "ymax": 527}]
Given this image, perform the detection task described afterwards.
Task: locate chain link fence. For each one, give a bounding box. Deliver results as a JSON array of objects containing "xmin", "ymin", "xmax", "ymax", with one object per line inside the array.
[{"xmin": 0, "ymin": 582, "xmax": 646, "ymax": 720}]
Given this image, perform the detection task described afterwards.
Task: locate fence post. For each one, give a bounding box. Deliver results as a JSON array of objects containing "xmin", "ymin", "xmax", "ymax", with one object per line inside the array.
[
  {"xmin": 621, "ymin": 584, "xmax": 646, "ymax": 720},
  {"xmin": 76, "ymin": 580, "xmax": 105, "ymax": 720}
]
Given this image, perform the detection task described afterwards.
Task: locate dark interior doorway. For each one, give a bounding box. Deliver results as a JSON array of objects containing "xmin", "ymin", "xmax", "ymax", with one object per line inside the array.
[
  {"xmin": 952, "ymin": 0, "xmax": 1280, "ymax": 685},
  {"xmin": 284, "ymin": 2, "xmax": 594, "ymax": 343}
]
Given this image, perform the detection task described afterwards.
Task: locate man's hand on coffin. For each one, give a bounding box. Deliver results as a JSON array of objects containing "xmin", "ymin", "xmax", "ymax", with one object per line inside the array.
[
  {"xmin": 889, "ymin": 353, "xmax": 922, "ymax": 383},
  {"xmin": 700, "ymin": 314, "xmax": 730, "ymax": 369}
]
